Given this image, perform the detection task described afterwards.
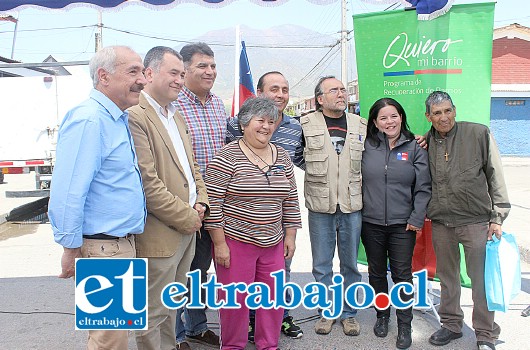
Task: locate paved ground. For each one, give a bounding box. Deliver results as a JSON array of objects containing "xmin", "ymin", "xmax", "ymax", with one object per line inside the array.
[{"xmin": 1, "ymin": 157, "xmax": 529, "ymax": 349}]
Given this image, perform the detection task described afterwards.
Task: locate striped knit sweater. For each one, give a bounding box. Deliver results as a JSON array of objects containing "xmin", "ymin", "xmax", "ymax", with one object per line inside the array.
[{"xmin": 204, "ymin": 140, "xmax": 302, "ymax": 247}]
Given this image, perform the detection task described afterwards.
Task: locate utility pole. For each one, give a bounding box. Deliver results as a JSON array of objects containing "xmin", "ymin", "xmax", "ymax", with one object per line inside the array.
[
  {"xmin": 95, "ymin": 11, "xmax": 103, "ymax": 52},
  {"xmin": 340, "ymin": 0, "xmax": 348, "ymax": 90},
  {"xmin": 10, "ymin": 17, "xmax": 19, "ymax": 59},
  {"xmin": 234, "ymin": 25, "xmax": 241, "ymax": 116}
]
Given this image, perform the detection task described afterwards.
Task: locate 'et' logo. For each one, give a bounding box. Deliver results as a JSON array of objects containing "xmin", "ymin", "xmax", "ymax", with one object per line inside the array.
[{"xmin": 75, "ymin": 258, "xmax": 148, "ymax": 330}]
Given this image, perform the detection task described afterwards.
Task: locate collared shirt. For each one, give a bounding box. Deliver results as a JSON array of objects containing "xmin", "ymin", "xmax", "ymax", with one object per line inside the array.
[
  {"xmin": 173, "ymin": 85, "xmax": 227, "ymax": 177},
  {"xmin": 226, "ymin": 113, "xmax": 305, "ymax": 170},
  {"xmin": 142, "ymin": 91, "xmax": 197, "ymax": 205},
  {"xmin": 48, "ymin": 89, "xmax": 146, "ymax": 249}
]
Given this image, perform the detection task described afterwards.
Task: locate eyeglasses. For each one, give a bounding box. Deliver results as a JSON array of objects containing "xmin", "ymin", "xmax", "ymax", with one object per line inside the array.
[{"xmin": 324, "ymin": 88, "xmax": 347, "ymax": 95}]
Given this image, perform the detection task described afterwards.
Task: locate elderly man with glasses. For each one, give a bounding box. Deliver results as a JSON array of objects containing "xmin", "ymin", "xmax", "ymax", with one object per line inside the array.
[{"xmin": 300, "ymin": 76, "xmax": 367, "ymax": 337}]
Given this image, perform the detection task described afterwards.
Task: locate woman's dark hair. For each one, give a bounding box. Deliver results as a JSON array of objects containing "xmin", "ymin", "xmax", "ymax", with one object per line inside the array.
[{"xmin": 367, "ymin": 98, "xmax": 414, "ymax": 147}]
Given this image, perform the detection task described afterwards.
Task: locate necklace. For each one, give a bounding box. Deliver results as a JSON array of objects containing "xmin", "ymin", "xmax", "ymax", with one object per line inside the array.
[{"xmin": 241, "ymin": 138, "xmax": 273, "ymax": 171}]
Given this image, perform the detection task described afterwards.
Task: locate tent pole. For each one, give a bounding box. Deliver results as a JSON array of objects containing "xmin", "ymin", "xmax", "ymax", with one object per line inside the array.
[
  {"xmin": 340, "ymin": 0, "xmax": 348, "ymax": 89},
  {"xmin": 234, "ymin": 25, "xmax": 241, "ymax": 116},
  {"xmin": 10, "ymin": 17, "xmax": 19, "ymax": 59}
]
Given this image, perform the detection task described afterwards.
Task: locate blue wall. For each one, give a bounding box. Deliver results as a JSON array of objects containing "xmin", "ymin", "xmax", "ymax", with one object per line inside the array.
[{"xmin": 490, "ymin": 97, "xmax": 530, "ymax": 156}]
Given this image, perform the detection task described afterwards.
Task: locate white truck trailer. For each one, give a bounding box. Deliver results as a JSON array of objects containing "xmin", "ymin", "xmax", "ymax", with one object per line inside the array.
[{"xmin": 0, "ymin": 67, "xmax": 91, "ymax": 195}]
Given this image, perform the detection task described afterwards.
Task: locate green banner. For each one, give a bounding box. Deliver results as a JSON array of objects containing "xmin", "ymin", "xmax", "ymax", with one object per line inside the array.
[{"xmin": 354, "ymin": 2, "xmax": 495, "ymax": 133}]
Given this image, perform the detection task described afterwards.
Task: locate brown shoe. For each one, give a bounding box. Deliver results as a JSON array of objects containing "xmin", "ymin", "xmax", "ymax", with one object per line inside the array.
[
  {"xmin": 176, "ymin": 342, "xmax": 191, "ymax": 350},
  {"xmin": 341, "ymin": 317, "xmax": 361, "ymax": 336},
  {"xmin": 186, "ymin": 329, "xmax": 220, "ymax": 348},
  {"xmin": 314, "ymin": 317, "xmax": 335, "ymax": 335}
]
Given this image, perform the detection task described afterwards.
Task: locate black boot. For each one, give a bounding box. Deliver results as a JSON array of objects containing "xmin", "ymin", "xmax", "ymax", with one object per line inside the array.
[
  {"xmin": 248, "ymin": 316, "xmax": 255, "ymax": 343},
  {"xmin": 373, "ymin": 316, "xmax": 389, "ymax": 337},
  {"xmin": 396, "ymin": 324, "xmax": 412, "ymax": 349}
]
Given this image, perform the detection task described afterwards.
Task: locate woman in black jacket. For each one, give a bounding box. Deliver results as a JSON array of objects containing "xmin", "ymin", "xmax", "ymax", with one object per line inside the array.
[{"xmin": 361, "ymin": 98, "xmax": 431, "ymax": 349}]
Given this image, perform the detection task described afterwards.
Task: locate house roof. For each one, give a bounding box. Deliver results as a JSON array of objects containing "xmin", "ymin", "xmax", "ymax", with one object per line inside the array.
[
  {"xmin": 0, "ymin": 55, "xmax": 70, "ymax": 77},
  {"xmin": 42, "ymin": 55, "xmax": 71, "ymax": 76},
  {"xmin": 492, "ymin": 23, "xmax": 530, "ymax": 85},
  {"xmin": 494, "ymin": 23, "xmax": 530, "ymax": 42}
]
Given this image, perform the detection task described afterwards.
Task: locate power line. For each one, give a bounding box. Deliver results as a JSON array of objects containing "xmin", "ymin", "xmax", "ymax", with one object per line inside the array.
[
  {"xmin": 0, "ymin": 24, "xmax": 95, "ymax": 34},
  {"xmin": 2, "ymin": 23, "xmax": 343, "ymax": 61},
  {"xmin": 313, "ymin": 2, "xmax": 340, "ymax": 34},
  {"xmin": 81, "ymin": 25, "xmax": 97, "ymax": 58},
  {"xmin": 104, "ymin": 26, "xmax": 335, "ymax": 49},
  {"xmin": 1, "ymin": 23, "xmax": 334, "ymax": 49},
  {"xmin": 1, "ymin": 22, "xmax": 339, "ymax": 50},
  {"xmin": 315, "ymin": 46, "xmax": 342, "ymax": 75},
  {"xmin": 304, "ymin": 45, "xmax": 342, "ymax": 88},
  {"xmin": 494, "ymin": 15, "xmax": 530, "ymax": 23},
  {"xmin": 384, "ymin": 2, "xmax": 402, "ymax": 11},
  {"xmin": 291, "ymin": 41, "xmax": 341, "ymax": 90}
]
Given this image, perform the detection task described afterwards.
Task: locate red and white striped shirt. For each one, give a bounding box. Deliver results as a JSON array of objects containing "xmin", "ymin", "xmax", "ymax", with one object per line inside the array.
[{"xmin": 204, "ymin": 141, "xmax": 302, "ymax": 247}]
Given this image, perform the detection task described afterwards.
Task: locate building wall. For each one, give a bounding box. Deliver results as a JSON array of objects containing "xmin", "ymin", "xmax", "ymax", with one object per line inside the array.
[
  {"xmin": 490, "ymin": 97, "xmax": 530, "ymax": 156},
  {"xmin": 492, "ymin": 37, "xmax": 530, "ymax": 84},
  {"xmin": 490, "ymin": 27, "xmax": 530, "ymax": 156}
]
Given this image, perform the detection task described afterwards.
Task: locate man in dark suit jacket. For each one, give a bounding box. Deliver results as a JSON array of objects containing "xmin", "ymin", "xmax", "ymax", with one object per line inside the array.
[{"xmin": 128, "ymin": 46, "xmax": 209, "ymax": 350}]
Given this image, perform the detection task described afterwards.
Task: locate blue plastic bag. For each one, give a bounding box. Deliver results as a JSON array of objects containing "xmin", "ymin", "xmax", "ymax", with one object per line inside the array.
[{"xmin": 485, "ymin": 232, "xmax": 521, "ymax": 312}]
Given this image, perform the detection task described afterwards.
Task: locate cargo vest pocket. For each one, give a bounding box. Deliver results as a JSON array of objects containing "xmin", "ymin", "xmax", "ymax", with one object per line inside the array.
[
  {"xmin": 305, "ymin": 185, "xmax": 330, "ymax": 212},
  {"xmin": 304, "ymin": 129, "xmax": 326, "ymax": 150},
  {"xmin": 305, "ymin": 153, "xmax": 329, "ymax": 183},
  {"xmin": 349, "ymin": 180, "xmax": 362, "ymax": 211},
  {"xmin": 349, "ymin": 140, "xmax": 363, "ymax": 173}
]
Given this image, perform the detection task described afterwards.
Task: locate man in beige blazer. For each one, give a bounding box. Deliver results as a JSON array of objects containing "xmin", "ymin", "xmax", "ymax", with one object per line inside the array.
[{"xmin": 128, "ymin": 46, "xmax": 209, "ymax": 350}]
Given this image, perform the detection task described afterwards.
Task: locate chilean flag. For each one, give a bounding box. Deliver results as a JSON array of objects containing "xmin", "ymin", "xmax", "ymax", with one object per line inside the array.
[
  {"xmin": 397, "ymin": 152, "xmax": 409, "ymax": 161},
  {"xmin": 231, "ymin": 41, "xmax": 255, "ymax": 116}
]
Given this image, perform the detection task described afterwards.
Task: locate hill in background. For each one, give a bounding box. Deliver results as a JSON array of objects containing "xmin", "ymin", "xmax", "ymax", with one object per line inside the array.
[{"xmin": 175, "ymin": 24, "xmax": 356, "ymax": 104}]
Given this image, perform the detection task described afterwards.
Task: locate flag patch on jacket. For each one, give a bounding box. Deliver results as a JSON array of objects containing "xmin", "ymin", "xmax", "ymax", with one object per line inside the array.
[{"xmin": 397, "ymin": 152, "xmax": 408, "ymax": 161}]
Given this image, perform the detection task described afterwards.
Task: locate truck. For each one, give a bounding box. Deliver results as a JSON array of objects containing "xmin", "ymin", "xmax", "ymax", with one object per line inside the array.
[{"xmin": 0, "ymin": 64, "xmax": 91, "ymax": 196}]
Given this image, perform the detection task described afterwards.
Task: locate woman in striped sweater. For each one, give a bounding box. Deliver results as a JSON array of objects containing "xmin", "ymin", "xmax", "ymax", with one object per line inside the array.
[{"xmin": 204, "ymin": 97, "xmax": 302, "ymax": 350}]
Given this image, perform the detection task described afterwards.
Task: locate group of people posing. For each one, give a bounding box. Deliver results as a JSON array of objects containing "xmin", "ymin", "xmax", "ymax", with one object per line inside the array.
[{"xmin": 48, "ymin": 42, "xmax": 510, "ymax": 350}]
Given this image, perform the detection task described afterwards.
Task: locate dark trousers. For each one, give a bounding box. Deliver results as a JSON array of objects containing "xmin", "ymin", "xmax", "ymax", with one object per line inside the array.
[
  {"xmin": 361, "ymin": 222, "xmax": 416, "ymax": 326},
  {"xmin": 190, "ymin": 226, "xmax": 213, "ymax": 284},
  {"xmin": 175, "ymin": 226, "xmax": 213, "ymax": 342}
]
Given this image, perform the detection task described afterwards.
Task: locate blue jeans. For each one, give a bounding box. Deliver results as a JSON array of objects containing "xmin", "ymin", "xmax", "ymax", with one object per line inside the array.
[
  {"xmin": 308, "ymin": 208, "xmax": 362, "ymax": 320},
  {"xmin": 176, "ymin": 227, "xmax": 212, "ymax": 343}
]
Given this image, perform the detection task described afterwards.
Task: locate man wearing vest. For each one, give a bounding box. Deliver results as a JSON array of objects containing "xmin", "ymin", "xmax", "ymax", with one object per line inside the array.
[{"xmin": 300, "ymin": 76, "xmax": 367, "ymax": 336}]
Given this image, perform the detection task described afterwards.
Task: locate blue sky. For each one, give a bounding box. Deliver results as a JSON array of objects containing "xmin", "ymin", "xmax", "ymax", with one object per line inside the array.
[{"xmin": 0, "ymin": 0, "xmax": 528, "ymax": 63}]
